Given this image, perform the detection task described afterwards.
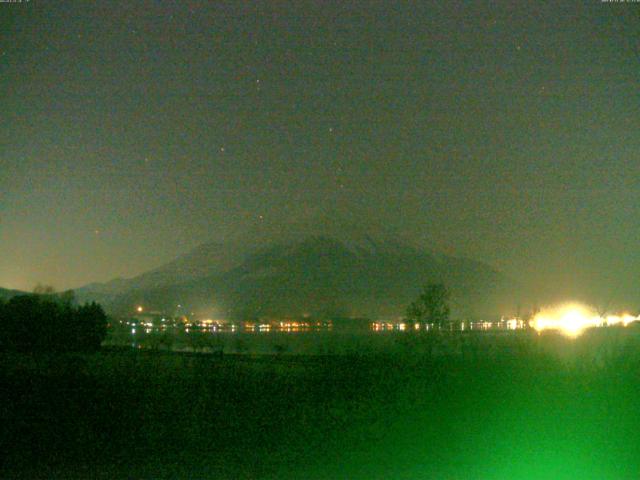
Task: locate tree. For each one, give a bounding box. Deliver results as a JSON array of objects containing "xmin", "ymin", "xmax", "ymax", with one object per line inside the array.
[
  {"xmin": 0, "ymin": 295, "xmax": 107, "ymax": 353},
  {"xmin": 406, "ymin": 283, "xmax": 451, "ymax": 327},
  {"xmin": 33, "ymin": 284, "xmax": 56, "ymax": 295},
  {"xmin": 74, "ymin": 302, "xmax": 108, "ymax": 351}
]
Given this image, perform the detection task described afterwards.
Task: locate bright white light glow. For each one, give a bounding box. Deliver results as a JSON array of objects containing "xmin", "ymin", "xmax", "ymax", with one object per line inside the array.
[{"xmin": 530, "ymin": 303, "xmax": 639, "ymax": 338}]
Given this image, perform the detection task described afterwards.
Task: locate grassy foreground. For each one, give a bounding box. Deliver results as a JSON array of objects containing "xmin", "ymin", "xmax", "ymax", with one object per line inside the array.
[{"xmin": 2, "ymin": 329, "xmax": 640, "ymax": 479}]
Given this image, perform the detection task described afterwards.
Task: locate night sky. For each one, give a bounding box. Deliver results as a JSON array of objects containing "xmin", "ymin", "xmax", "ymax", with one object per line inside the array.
[{"xmin": 1, "ymin": 1, "xmax": 639, "ymax": 306}]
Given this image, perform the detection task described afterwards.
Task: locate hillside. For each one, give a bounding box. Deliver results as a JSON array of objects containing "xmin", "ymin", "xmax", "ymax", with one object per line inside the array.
[
  {"xmin": 0, "ymin": 288, "xmax": 26, "ymax": 301},
  {"xmin": 78, "ymin": 228, "xmax": 520, "ymax": 320}
]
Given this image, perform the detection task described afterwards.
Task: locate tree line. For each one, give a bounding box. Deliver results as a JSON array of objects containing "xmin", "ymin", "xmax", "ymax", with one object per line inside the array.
[{"xmin": 0, "ymin": 292, "xmax": 107, "ymax": 353}]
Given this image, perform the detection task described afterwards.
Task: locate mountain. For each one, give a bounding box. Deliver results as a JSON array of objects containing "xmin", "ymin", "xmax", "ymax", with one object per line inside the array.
[
  {"xmin": 77, "ymin": 218, "xmax": 419, "ymax": 297},
  {"xmin": 78, "ymin": 226, "xmax": 520, "ymax": 320},
  {"xmin": 74, "ymin": 241, "xmax": 245, "ymax": 305}
]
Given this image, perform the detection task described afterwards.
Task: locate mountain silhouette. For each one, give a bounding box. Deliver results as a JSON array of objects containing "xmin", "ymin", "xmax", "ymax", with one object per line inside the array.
[{"xmin": 77, "ymin": 224, "xmax": 519, "ymax": 320}]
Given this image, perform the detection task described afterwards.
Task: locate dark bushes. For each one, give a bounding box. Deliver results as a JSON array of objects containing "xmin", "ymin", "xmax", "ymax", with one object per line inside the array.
[{"xmin": 0, "ymin": 294, "xmax": 107, "ymax": 352}]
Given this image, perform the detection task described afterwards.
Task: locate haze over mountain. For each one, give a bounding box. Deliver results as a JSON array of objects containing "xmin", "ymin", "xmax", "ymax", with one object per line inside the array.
[{"xmin": 77, "ymin": 220, "xmax": 521, "ymax": 320}]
